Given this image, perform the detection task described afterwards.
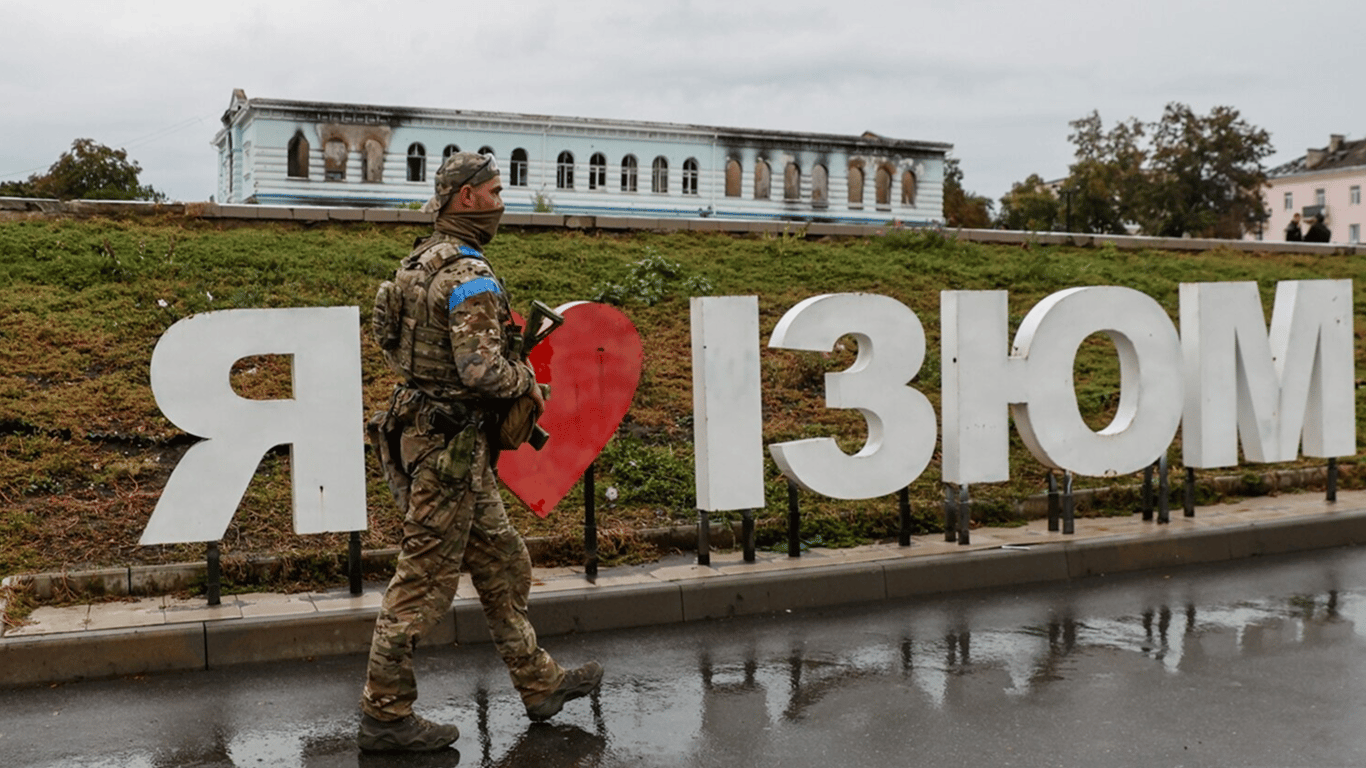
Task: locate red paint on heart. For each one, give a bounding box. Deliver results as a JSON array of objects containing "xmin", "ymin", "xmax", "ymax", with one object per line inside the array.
[{"xmin": 499, "ymin": 302, "xmax": 643, "ymax": 516}]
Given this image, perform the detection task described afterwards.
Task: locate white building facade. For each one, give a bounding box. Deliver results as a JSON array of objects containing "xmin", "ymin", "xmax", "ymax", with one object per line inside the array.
[
  {"xmin": 213, "ymin": 90, "xmax": 951, "ymax": 225},
  {"xmin": 1263, "ymin": 134, "xmax": 1366, "ymax": 244}
]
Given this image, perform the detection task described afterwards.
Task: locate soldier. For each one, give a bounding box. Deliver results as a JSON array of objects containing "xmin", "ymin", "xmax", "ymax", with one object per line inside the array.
[{"xmin": 358, "ymin": 151, "xmax": 602, "ymax": 753}]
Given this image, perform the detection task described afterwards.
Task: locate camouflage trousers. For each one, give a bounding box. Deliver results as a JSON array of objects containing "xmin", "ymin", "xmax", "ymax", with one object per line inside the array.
[{"xmin": 360, "ymin": 413, "xmax": 564, "ymax": 721}]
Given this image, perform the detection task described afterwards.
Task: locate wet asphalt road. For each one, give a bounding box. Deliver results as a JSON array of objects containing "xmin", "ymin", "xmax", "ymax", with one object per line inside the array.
[{"xmin": 4, "ymin": 546, "xmax": 1366, "ymax": 768}]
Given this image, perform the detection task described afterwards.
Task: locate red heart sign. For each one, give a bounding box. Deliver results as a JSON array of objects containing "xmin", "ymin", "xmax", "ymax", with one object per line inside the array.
[{"xmin": 499, "ymin": 302, "xmax": 643, "ymax": 516}]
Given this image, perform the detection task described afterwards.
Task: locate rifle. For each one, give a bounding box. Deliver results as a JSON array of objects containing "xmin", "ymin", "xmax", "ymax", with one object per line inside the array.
[{"xmin": 514, "ymin": 300, "xmax": 565, "ymax": 450}]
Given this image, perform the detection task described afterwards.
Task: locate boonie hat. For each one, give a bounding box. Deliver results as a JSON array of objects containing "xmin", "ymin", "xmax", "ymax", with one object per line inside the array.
[{"xmin": 422, "ymin": 151, "xmax": 500, "ymax": 213}]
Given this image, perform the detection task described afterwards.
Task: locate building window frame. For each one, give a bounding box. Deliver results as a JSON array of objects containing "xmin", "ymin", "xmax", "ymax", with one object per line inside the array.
[
  {"xmin": 682, "ymin": 158, "xmax": 699, "ymax": 195},
  {"xmin": 287, "ymin": 131, "xmax": 309, "ymax": 179},
  {"xmin": 754, "ymin": 158, "xmax": 771, "ymax": 200},
  {"xmin": 510, "ymin": 148, "xmax": 528, "ymax": 187},
  {"xmin": 406, "ymin": 143, "xmax": 426, "ymax": 182},
  {"xmin": 1315, "ymin": 187, "xmax": 1326, "ymax": 207},
  {"xmin": 324, "ymin": 138, "xmax": 347, "ymax": 182},
  {"xmin": 443, "ymin": 144, "xmax": 460, "ymax": 160},
  {"xmin": 589, "ymin": 152, "xmax": 607, "ymax": 190},
  {"xmin": 621, "ymin": 155, "xmax": 638, "ymax": 192},
  {"xmin": 1352, "ymin": 186, "xmax": 1361, "ymax": 205},
  {"xmin": 724, "ymin": 158, "xmax": 742, "ymax": 198},
  {"xmin": 1351, "ymin": 223, "xmax": 1361, "ymax": 244},
  {"xmin": 652, "ymin": 156, "xmax": 669, "ymax": 194},
  {"xmin": 1284, "ymin": 191, "xmax": 1293, "ymax": 210},
  {"xmin": 557, "ymin": 151, "xmax": 575, "ymax": 190}
]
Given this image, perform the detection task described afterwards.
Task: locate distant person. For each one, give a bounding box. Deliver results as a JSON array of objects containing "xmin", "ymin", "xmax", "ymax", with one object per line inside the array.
[
  {"xmin": 1304, "ymin": 213, "xmax": 1332, "ymax": 243},
  {"xmin": 1285, "ymin": 212, "xmax": 1303, "ymax": 242}
]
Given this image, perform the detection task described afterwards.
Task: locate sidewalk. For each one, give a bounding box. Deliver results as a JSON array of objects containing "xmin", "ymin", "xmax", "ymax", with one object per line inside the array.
[{"xmin": 4, "ymin": 489, "xmax": 1366, "ymax": 688}]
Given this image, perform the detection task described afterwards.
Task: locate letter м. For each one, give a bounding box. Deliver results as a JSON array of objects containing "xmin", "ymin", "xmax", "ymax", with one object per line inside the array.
[{"xmin": 140, "ymin": 307, "xmax": 367, "ymax": 545}]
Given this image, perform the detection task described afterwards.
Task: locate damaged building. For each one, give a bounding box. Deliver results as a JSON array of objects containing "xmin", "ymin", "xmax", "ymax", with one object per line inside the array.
[{"xmin": 213, "ymin": 89, "xmax": 951, "ymax": 225}]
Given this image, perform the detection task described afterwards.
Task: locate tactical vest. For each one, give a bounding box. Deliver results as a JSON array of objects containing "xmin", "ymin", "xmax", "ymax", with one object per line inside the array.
[{"xmin": 372, "ymin": 238, "xmax": 507, "ymax": 396}]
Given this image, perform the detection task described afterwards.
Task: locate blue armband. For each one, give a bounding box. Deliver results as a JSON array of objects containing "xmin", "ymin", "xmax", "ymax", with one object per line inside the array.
[{"xmin": 448, "ymin": 277, "xmax": 501, "ymax": 312}]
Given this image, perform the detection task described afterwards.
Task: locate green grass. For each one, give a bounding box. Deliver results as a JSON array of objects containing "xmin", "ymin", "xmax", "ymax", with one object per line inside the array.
[{"xmin": 1, "ymin": 215, "xmax": 1362, "ymax": 584}]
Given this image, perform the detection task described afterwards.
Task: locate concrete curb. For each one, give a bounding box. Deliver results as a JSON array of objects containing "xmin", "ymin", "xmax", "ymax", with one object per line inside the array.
[{"xmin": 5, "ymin": 506, "xmax": 1366, "ymax": 688}]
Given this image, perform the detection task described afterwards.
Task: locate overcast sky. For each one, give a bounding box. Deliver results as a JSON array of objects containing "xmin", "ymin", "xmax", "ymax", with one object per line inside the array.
[{"xmin": 2, "ymin": 0, "xmax": 1360, "ymax": 206}]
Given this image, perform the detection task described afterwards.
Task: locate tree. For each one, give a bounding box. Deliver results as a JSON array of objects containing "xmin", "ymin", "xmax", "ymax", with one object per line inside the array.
[
  {"xmin": 941, "ymin": 155, "xmax": 993, "ymax": 228},
  {"xmin": 1136, "ymin": 103, "xmax": 1272, "ymax": 238},
  {"xmin": 2, "ymin": 139, "xmax": 164, "ymax": 201},
  {"xmin": 997, "ymin": 174, "xmax": 1061, "ymax": 231},
  {"xmin": 1063, "ymin": 111, "xmax": 1146, "ymax": 234}
]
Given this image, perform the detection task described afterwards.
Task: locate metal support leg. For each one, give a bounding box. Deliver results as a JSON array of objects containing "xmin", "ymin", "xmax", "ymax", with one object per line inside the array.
[
  {"xmin": 585, "ymin": 462, "xmax": 599, "ymax": 578},
  {"xmin": 348, "ymin": 530, "xmax": 362, "ymax": 595},
  {"xmin": 697, "ymin": 510, "xmax": 710, "ymax": 567},
  {"xmin": 1047, "ymin": 474, "xmax": 1060, "ymax": 532},
  {"xmin": 206, "ymin": 541, "xmax": 221, "ymax": 606},
  {"xmin": 742, "ymin": 509, "xmax": 755, "ymax": 562},
  {"xmin": 957, "ymin": 484, "xmax": 971, "ymax": 546},
  {"xmin": 787, "ymin": 479, "xmax": 801, "ymax": 558},
  {"xmin": 943, "ymin": 483, "xmax": 957, "ymax": 542},
  {"xmin": 1158, "ymin": 454, "xmax": 1170, "ymax": 524},
  {"xmin": 1142, "ymin": 462, "xmax": 1155, "ymax": 521},
  {"xmin": 1062, "ymin": 471, "xmax": 1075, "ymax": 535},
  {"xmin": 898, "ymin": 487, "xmax": 912, "ymax": 547},
  {"xmin": 1328, "ymin": 457, "xmax": 1338, "ymax": 503},
  {"xmin": 1184, "ymin": 467, "xmax": 1196, "ymax": 517}
]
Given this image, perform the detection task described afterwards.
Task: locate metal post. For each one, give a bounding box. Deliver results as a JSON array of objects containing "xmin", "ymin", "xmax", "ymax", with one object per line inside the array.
[
  {"xmin": 697, "ymin": 510, "xmax": 710, "ymax": 567},
  {"xmin": 943, "ymin": 483, "xmax": 957, "ymax": 542},
  {"xmin": 1158, "ymin": 454, "xmax": 1170, "ymax": 524},
  {"xmin": 742, "ymin": 508, "xmax": 755, "ymax": 562},
  {"xmin": 898, "ymin": 487, "xmax": 912, "ymax": 547},
  {"xmin": 1141, "ymin": 462, "xmax": 1155, "ymax": 521},
  {"xmin": 957, "ymin": 484, "xmax": 971, "ymax": 545},
  {"xmin": 584, "ymin": 462, "xmax": 599, "ymax": 578},
  {"xmin": 1328, "ymin": 457, "xmax": 1338, "ymax": 503},
  {"xmin": 787, "ymin": 479, "xmax": 801, "ymax": 558},
  {"xmin": 348, "ymin": 531, "xmax": 362, "ymax": 595},
  {"xmin": 1047, "ymin": 474, "xmax": 1060, "ymax": 532},
  {"xmin": 1184, "ymin": 466, "xmax": 1196, "ymax": 517},
  {"xmin": 205, "ymin": 541, "xmax": 221, "ymax": 606},
  {"xmin": 1062, "ymin": 471, "xmax": 1075, "ymax": 535}
]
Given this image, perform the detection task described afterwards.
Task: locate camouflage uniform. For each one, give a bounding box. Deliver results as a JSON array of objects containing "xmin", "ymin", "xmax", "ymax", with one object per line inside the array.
[{"xmin": 361, "ymin": 166, "xmax": 566, "ymax": 722}]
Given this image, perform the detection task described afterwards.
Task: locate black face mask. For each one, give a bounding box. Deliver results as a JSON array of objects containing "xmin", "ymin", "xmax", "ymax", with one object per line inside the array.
[{"xmin": 434, "ymin": 205, "xmax": 505, "ymax": 247}]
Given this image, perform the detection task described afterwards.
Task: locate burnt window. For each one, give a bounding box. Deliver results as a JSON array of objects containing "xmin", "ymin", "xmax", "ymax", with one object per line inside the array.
[
  {"xmin": 901, "ymin": 169, "xmax": 916, "ymax": 206},
  {"xmin": 557, "ymin": 151, "xmax": 574, "ymax": 189},
  {"xmin": 784, "ymin": 161, "xmax": 801, "ymax": 201},
  {"xmin": 287, "ymin": 131, "xmax": 309, "ymax": 179},
  {"xmin": 621, "ymin": 155, "xmax": 638, "ymax": 192},
  {"xmin": 363, "ymin": 139, "xmax": 384, "ymax": 183},
  {"xmin": 848, "ymin": 162, "xmax": 864, "ymax": 206},
  {"xmin": 875, "ymin": 164, "xmax": 893, "ymax": 207},
  {"xmin": 406, "ymin": 143, "xmax": 426, "ymax": 182},
  {"xmin": 811, "ymin": 164, "xmax": 828, "ymax": 208},
  {"xmin": 754, "ymin": 159, "xmax": 771, "ymax": 200},
  {"xmin": 443, "ymin": 144, "xmax": 460, "ymax": 159},
  {"xmin": 725, "ymin": 158, "xmax": 741, "ymax": 197},
  {"xmin": 589, "ymin": 152, "xmax": 607, "ymax": 190},
  {"xmin": 510, "ymin": 148, "xmax": 528, "ymax": 187},
  {"xmin": 652, "ymin": 156, "xmax": 669, "ymax": 193},
  {"xmin": 682, "ymin": 158, "xmax": 699, "ymax": 195},
  {"xmin": 324, "ymin": 139, "xmax": 347, "ymax": 181}
]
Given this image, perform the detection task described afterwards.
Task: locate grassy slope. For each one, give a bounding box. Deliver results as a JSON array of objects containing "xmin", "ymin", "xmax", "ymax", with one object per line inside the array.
[{"xmin": 0, "ymin": 216, "xmax": 1362, "ymax": 579}]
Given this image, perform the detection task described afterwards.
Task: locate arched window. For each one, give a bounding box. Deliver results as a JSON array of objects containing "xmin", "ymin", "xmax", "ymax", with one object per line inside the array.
[
  {"xmin": 754, "ymin": 159, "xmax": 771, "ymax": 200},
  {"xmin": 557, "ymin": 151, "xmax": 574, "ymax": 189},
  {"xmin": 510, "ymin": 148, "xmax": 528, "ymax": 187},
  {"xmin": 682, "ymin": 158, "xmax": 699, "ymax": 195},
  {"xmin": 847, "ymin": 162, "xmax": 864, "ymax": 206},
  {"xmin": 811, "ymin": 164, "xmax": 828, "ymax": 208},
  {"xmin": 589, "ymin": 152, "xmax": 607, "ymax": 190},
  {"xmin": 287, "ymin": 131, "xmax": 309, "ymax": 179},
  {"xmin": 875, "ymin": 164, "xmax": 893, "ymax": 207},
  {"xmin": 901, "ymin": 169, "xmax": 917, "ymax": 206},
  {"xmin": 478, "ymin": 145, "xmax": 494, "ymax": 157},
  {"xmin": 784, "ymin": 161, "xmax": 801, "ymax": 201},
  {"xmin": 406, "ymin": 143, "xmax": 426, "ymax": 182},
  {"xmin": 621, "ymin": 155, "xmax": 638, "ymax": 192},
  {"xmin": 363, "ymin": 139, "xmax": 384, "ymax": 183},
  {"xmin": 652, "ymin": 156, "xmax": 669, "ymax": 193},
  {"xmin": 443, "ymin": 144, "xmax": 460, "ymax": 159},
  {"xmin": 725, "ymin": 158, "xmax": 741, "ymax": 197},
  {"xmin": 324, "ymin": 139, "xmax": 347, "ymax": 181}
]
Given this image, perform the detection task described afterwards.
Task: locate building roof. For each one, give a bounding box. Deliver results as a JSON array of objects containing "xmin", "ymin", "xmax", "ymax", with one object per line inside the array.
[{"xmin": 1269, "ymin": 134, "xmax": 1366, "ymax": 178}]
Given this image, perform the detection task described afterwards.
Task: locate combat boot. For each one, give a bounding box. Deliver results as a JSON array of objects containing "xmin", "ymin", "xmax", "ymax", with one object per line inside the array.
[
  {"xmin": 525, "ymin": 661, "xmax": 604, "ymax": 721},
  {"xmin": 357, "ymin": 713, "xmax": 460, "ymax": 752}
]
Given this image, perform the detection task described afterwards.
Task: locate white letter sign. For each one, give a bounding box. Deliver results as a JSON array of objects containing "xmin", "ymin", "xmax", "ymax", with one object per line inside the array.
[
  {"xmin": 692, "ymin": 296, "xmax": 766, "ymax": 510},
  {"xmin": 140, "ymin": 307, "xmax": 366, "ymax": 545}
]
